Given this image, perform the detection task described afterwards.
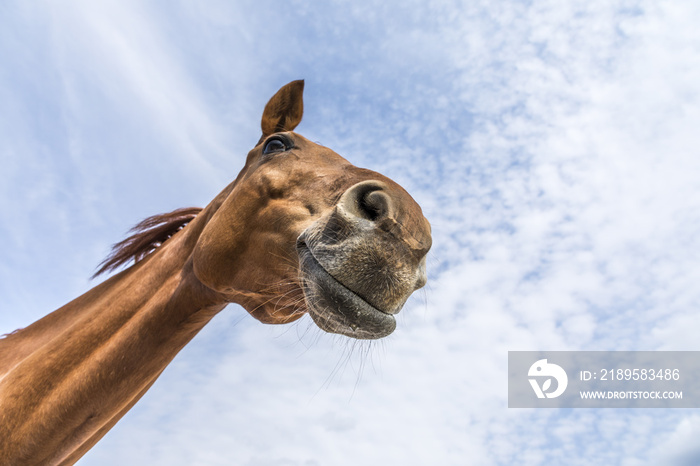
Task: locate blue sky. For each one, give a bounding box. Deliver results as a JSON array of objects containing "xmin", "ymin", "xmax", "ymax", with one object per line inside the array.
[{"xmin": 2, "ymin": 0, "xmax": 700, "ymax": 464}]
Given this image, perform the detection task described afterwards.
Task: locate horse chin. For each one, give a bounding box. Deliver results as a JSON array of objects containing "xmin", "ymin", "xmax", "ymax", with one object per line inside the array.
[{"xmin": 297, "ymin": 242, "xmax": 397, "ymax": 340}]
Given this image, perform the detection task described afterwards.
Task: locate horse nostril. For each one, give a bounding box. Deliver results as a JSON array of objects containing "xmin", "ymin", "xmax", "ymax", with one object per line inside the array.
[
  {"xmin": 342, "ymin": 181, "xmax": 394, "ymax": 222},
  {"xmin": 358, "ymin": 190, "xmax": 390, "ymax": 221}
]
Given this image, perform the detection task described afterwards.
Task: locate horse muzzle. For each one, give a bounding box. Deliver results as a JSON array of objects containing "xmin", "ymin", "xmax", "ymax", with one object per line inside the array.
[{"xmin": 297, "ymin": 180, "xmax": 431, "ymax": 339}]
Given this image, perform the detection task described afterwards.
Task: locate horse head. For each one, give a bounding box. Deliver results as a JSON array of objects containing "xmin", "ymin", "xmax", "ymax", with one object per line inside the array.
[{"xmin": 192, "ymin": 81, "xmax": 432, "ymax": 339}]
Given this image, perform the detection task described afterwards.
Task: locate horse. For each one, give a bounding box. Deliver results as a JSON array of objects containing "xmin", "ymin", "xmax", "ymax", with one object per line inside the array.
[{"xmin": 0, "ymin": 80, "xmax": 432, "ymax": 465}]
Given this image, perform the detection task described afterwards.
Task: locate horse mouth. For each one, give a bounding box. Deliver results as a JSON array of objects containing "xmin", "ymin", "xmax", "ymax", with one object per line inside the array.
[{"xmin": 296, "ymin": 241, "xmax": 396, "ymax": 339}]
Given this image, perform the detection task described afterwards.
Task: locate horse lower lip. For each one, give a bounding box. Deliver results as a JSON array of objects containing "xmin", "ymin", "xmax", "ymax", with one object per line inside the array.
[{"xmin": 297, "ymin": 242, "xmax": 396, "ymax": 339}]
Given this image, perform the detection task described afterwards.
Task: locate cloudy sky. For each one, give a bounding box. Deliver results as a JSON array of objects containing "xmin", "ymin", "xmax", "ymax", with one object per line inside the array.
[{"xmin": 2, "ymin": 0, "xmax": 700, "ymax": 464}]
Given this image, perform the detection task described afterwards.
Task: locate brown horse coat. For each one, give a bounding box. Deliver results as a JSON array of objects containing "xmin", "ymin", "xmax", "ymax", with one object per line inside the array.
[{"xmin": 0, "ymin": 81, "xmax": 431, "ymax": 465}]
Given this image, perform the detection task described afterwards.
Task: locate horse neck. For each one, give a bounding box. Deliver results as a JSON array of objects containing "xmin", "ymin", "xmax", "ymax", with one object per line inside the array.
[
  {"xmin": 0, "ymin": 212, "xmax": 226, "ymax": 465},
  {"xmin": 0, "ymin": 210, "xmax": 223, "ymax": 372}
]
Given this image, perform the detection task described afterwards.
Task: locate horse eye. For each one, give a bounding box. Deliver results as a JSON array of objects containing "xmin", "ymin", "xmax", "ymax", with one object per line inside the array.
[{"xmin": 263, "ymin": 137, "xmax": 287, "ymax": 155}]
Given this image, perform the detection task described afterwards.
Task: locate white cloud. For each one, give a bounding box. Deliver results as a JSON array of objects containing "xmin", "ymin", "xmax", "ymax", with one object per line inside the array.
[{"xmin": 645, "ymin": 415, "xmax": 700, "ymax": 466}]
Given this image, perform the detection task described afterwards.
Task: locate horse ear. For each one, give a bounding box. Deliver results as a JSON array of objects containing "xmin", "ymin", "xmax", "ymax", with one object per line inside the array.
[{"xmin": 261, "ymin": 80, "xmax": 304, "ymax": 137}]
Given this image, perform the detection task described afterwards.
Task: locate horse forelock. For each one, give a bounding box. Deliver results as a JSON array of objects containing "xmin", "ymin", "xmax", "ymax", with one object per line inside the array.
[{"xmin": 93, "ymin": 207, "xmax": 202, "ymax": 278}]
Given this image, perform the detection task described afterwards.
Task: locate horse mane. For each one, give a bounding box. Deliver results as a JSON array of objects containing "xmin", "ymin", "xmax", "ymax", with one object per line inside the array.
[{"xmin": 93, "ymin": 207, "xmax": 202, "ymax": 278}]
